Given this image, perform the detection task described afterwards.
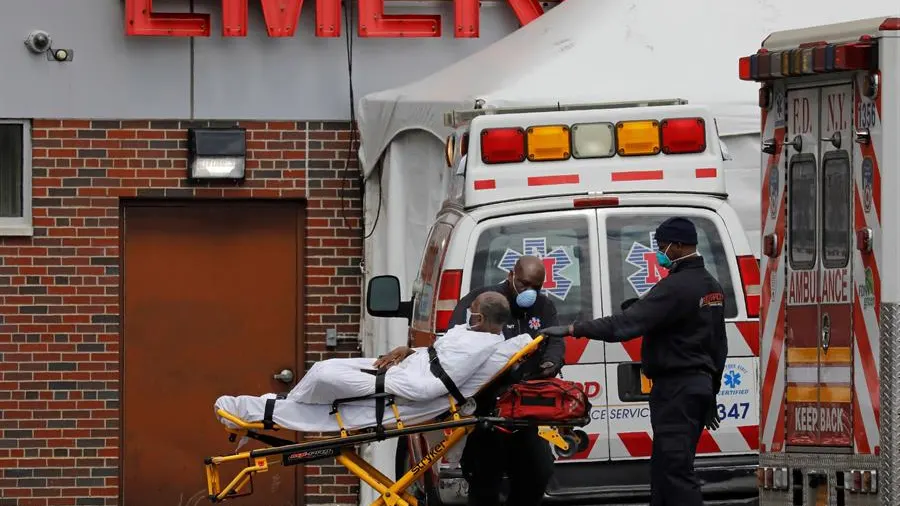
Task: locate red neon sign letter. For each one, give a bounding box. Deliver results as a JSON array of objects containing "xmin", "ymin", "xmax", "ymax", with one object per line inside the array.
[{"xmin": 125, "ymin": 0, "xmax": 546, "ymax": 38}]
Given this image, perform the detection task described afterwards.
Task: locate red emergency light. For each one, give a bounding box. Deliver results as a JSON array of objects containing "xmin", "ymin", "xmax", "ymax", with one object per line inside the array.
[
  {"xmin": 480, "ymin": 128, "xmax": 526, "ymax": 164},
  {"xmin": 659, "ymin": 118, "xmax": 706, "ymax": 154}
]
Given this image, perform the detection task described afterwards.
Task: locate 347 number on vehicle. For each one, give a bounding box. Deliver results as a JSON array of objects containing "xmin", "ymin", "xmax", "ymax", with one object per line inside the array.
[
  {"xmin": 858, "ymin": 102, "xmax": 877, "ymax": 129},
  {"xmin": 717, "ymin": 402, "xmax": 751, "ymax": 421}
]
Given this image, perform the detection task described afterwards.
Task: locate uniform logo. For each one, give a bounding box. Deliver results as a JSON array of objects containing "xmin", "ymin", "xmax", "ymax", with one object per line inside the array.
[
  {"xmin": 699, "ymin": 292, "xmax": 724, "ymax": 308},
  {"xmin": 528, "ymin": 317, "xmax": 542, "ymax": 330},
  {"xmin": 626, "ymin": 232, "xmax": 668, "ymax": 297},
  {"xmin": 498, "ymin": 237, "xmax": 574, "ymax": 301},
  {"xmin": 719, "ymin": 363, "xmax": 751, "ymax": 396},
  {"xmin": 768, "ymin": 165, "xmax": 779, "ymax": 218},
  {"xmin": 862, "ymin": 157, "xmax": 874, "ymax": 213}
]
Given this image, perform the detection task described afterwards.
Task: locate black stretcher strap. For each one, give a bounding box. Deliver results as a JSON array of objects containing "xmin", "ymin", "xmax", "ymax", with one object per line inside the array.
[
  {"xmin": 374, "ymin": 367, "xmax": 388, "ymax": 439},
  {"xmin": 427, "ymin": 346, "xmax": 467, "ymax": 406},
  {"xmin": 262, "ymin": 392, "xmax": 287, "ymax": 430}
]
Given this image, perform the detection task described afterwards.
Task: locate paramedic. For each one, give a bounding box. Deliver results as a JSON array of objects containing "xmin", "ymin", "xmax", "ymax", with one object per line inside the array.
[
  {"xmin": 541, "ymin": 217, "xmax": 727, "ymax": 506},
  {"xmin": 373, "ymin": 291, "xmax": 512, "ymax": 368},
  {"xmin": 449, "ymin": 255, "xmax": 565, "ymax": 506}
]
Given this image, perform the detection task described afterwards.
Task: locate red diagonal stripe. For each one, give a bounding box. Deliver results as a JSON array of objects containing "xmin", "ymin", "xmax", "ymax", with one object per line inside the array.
[
  {"xmin": 696, "ymin": 430, "xmax": 721, "ymax": 454},
  {"xmin": 619, "ymin": 431, "xmax": 653, "ymax": 457},
  {"xmin": 760, "ymin": 297, "xmax": 786, "ymax": 438},
  {"xmin": 773, "ymin": 396, "xmax": 786, "ymax": 451},
  {"xmin": 563, "ymin": 336, "xmax": 589, "ymax": 365},
  {"xmin": 738, "ymin": 425, "xmax": 760, "ymax": 450},
  {"xmin": 855, "ymin": 191, "xmax": 882, "ymax": 320},
  {"xmin": 735, "ymin": 321, "xmax": 760, "ymax": 356},
  {"xmin": 622, "ymin": 338, "xmax": 642, "ymax": 361},
  {"xmin": 854, "ymin": 83, "xmax": 882, "ymax": 223},
  {"xmin": 853, "ymin": 292, "xmax": 881, "ymax": 430},
  {"xmin": 852, "ymin": 392, "xmax": 871, "ymax": 454}
]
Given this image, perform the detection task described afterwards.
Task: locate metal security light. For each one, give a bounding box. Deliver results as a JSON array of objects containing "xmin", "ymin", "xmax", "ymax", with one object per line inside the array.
[{"xmin": 187, "ymin": 127, "xmax": 247, "ymax": 180}]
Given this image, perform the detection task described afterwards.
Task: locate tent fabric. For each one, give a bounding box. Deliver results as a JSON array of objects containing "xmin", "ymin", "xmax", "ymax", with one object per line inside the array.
[{"xmin": 357, "ymin": 0, "xmax": 900, "ymax": 176}]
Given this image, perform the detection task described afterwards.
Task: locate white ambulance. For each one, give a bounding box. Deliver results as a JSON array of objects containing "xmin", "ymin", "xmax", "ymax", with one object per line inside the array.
[
  {"xmin": 366, "ymin": 99, "xmax": 762, "ymax": 504},
  {"xmin": 738, "ymin": 15, "xmax": 899, "ymax": 505}
]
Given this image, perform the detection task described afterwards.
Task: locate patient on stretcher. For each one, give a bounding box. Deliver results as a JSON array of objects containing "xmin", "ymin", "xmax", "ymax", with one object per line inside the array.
[{"xmin": 215, "ymin": 292, "xmax": 532, "ymax": 433}]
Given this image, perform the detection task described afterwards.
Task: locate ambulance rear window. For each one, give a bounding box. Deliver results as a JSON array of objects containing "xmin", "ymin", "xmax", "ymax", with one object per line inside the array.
[
  {"xmin": 789, "ymin": 154, "xmax": 817, "ymax": 270},
  {"xmin": 822, "ymin": 151, "xmax": 851, "ymax": 269},
  {"xmin": 469, "ymin": 215, "xmax": 593, "ymax": 325},
  {"xmin": 605, "ymin": 215, "xmax": 738, "ymax": 318}
]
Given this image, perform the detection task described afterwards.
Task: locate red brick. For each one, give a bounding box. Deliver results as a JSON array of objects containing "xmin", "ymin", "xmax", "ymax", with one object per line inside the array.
[{"xmin": 1, "ymin": 120, "xmax": 363, "ymax": 506}]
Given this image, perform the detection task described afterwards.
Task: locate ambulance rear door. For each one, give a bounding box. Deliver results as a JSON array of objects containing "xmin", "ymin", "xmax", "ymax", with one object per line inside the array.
[
  {"xmin": 597, "ymin": 205, "xmax": 760, "ymax": 461},
  {"xmin": 460, "ymin": 209, "xmax": 610, "ymax": 462},
  {"xmin": 784, "ymin": 82, "xmax": 854, "ymax": 449}
]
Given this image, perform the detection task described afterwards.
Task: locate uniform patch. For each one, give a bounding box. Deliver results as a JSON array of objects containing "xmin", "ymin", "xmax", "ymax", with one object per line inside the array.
[
  {"xmin": 862, "ymin": 157, "xmax": 874, "ymax": 213},
  {"xmin": 528, "ymin": 317, "xmax": 542, "ymax": 330},
  {"xmin": 498, "ymin": 238, "xmax": 574, "ymax": 301},
  {"xmin": 625, "ymin": 232, "xmax": 668, "ymax": 297},
  {"xmin": 700, "ymin": 292, "xmax": 725, "ymax": 308}
]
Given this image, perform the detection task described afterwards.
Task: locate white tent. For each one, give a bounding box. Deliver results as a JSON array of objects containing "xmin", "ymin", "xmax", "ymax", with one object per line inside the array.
[{"xmin": 354, "ymin": 0, "xmax": 899, "ymax": 501}]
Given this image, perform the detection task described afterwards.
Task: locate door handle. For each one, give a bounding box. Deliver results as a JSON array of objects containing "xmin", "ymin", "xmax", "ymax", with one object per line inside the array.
[
  {"xmin": 821, "ymin": 314, "xmax": 831, "ymax": 354},
  {"xmin": 273, "ymin": 369, "xmax": 294, "ymax": 384}
]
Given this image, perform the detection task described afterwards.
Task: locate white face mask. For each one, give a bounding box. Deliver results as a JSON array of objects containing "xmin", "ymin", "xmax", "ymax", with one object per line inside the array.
[{"xmin": 465, "ymin": 309, "xmax": 483, "ymax": 330}]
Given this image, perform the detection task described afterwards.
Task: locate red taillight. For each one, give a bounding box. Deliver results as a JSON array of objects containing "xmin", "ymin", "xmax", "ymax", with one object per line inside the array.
[
  {"xmin": 480, "ymin": 128, "xmax": 526, "ymax": 164},
  {"xmin": 660, "ymin": 118, "xmax": 706, "ymax": 154},
  {"xmin": 435, "ymin": 269, "xmax": 463, "ymax": 332},
  {"xmin": 737, "ymin": 255, "xmax": 760, "ymax": 318},
  {"xmin": 738, "ymin": 56, "xmax": 751, "ymax": 80},
  {"xmin": 573, "ymin": 196, "xmax": 619, "ymax": 208},
  {"xmin": 880, "ymin": 17, "xmax": 900, "ymax": 30}
]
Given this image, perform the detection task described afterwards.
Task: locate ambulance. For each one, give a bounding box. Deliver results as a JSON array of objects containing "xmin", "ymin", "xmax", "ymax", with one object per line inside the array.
[
  {"xmin": 737, "ymin": 15, "xmax": 899, "ymax": 505},
  {"xmin": 366, "ymin": 99, "xmax": 762, "ymax": 504}
]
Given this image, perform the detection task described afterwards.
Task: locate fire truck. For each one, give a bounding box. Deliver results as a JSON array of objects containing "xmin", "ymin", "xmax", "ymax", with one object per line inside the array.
[
  {"xmin": 737, "ymin": 15, "xmax": 899, "ymax": 505},
  {"xmin": 367, "ymin": 99, "xmax": 761, "ymax": 504}
]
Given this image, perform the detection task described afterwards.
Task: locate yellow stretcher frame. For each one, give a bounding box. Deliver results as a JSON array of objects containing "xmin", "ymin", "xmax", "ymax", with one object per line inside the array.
[{"xmin": 204, "ymin": 335, "xmax": 588, "ymax": 505}]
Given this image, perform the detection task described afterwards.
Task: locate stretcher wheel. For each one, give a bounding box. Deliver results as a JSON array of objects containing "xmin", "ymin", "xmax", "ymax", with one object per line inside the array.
[
  {"xmin": 573, "ymin": 429, "xmax": 589, "ymax": 452},
  {"xmin": 554, "ymin": 434, "xmax": 579, "ymax": 459}
]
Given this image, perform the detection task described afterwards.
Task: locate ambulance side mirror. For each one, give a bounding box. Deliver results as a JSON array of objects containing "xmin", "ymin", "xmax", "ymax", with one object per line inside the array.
[{"xmin": 366, "ymin": 275, "xmax": 413, "ymax": 323}]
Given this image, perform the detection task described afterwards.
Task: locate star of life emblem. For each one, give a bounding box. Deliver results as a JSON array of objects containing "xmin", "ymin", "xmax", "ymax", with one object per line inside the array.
[
  {"xmin": 625, "ymin": 232, "xmax": 668, "ymax": 297},
  {"xmin": 498, "ymin": 237, "xmax": 574, "ymax": 301},
  {"xmin": 862, "ymin": 158, "xmax": 874, "ymax": 213},
  {"xmin": 528, "ymin": 317, "xmax": 542, "ymax": 330}
]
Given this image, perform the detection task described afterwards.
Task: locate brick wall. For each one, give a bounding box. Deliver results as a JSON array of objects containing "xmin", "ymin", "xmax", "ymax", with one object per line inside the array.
[{"xmin": 0, "ymin": 119, "xmax": 364, "ymax": 505}]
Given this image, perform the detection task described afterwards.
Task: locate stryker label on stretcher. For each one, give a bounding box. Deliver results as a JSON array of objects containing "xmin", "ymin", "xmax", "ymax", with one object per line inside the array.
[
  {"xmin": 215, "ymin": 334, "xmax": 534, "ymax": 433},
  {"xmin": 288, "ymin": 325, "xmax": 504, "ymax": 404}
]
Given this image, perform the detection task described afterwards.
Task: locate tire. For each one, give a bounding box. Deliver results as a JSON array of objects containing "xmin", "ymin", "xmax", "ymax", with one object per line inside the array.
[{"xmin": 395, "ymin": 435, "xmax": 444, "ymax": 506}]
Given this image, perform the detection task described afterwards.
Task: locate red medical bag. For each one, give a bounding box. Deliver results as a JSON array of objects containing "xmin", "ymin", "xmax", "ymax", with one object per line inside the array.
[{"xmin": 495, "ymin": 378, "xmax": 591, "ymax": 422}]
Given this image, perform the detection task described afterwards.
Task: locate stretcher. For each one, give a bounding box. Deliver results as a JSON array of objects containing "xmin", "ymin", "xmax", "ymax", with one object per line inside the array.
[{"xmin": 204, "ymin": 335, "xmax": 590, "ymax": 505}]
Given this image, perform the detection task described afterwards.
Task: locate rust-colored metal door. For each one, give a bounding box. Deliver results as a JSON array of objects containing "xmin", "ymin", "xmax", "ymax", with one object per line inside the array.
[{"xmin": 122, "ymin": 200, "xmax": 305, "ymax": 505}]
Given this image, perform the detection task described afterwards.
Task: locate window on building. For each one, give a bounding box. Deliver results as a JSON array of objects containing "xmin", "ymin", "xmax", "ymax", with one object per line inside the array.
[{"xmin": 0, "ymin": 120, "xmax": 32, "ymax": 236}]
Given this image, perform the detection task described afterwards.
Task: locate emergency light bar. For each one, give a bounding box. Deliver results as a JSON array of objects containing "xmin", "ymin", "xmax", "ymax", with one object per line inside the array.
[
  {"xmin": 738, "ymin": 39, "xmax": 877, "ymax": 82},
  {"xmin": 478, "ymin": 116, "xmax": 707, "ymax": 164},
  {"xmin": 444, "ymin": 99, "xmax": 688, "ymax": 129}
]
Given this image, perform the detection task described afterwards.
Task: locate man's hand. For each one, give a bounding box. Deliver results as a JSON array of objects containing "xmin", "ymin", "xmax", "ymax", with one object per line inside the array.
[
  {"xmin": 541, "ymin": 325, "xmax": 572, "ymax": 338},
  {"xmin": 373, "ymin": 346, "xmax": 412, "ymax": 369},
  {"xmin": 704, "ymin": 398, "xmax": 721, "ymax": 431}
]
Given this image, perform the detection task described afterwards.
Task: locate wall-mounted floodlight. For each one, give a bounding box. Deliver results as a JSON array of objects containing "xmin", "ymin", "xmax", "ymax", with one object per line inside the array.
[{"xmin": 187, "ymin": 127, "xmax": 247, "ymax": 180}]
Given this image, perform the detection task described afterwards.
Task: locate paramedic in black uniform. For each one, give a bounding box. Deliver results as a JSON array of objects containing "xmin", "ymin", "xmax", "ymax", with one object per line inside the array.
[
  {"xmin": 541, "ymin": 217, "xmax": 727, "ymax": 506},
  {"xmin": 448, "ymin": 255, "xmax": 566, "ymax": 506}
]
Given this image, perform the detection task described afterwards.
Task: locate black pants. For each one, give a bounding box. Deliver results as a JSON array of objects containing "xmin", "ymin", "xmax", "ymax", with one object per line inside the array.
[
  {"xmin": 460, "ymin": 426, "xmax": 554, "ymax": 506},
  {"xmin": 648, "ymin": 372, "xmax": 714, "ymax": 506}
]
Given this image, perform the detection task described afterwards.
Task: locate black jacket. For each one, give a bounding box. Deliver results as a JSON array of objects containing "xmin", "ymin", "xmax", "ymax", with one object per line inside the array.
[{"xmin": 572, "ymin": 256, "xmax": 728, "ymax": 393}]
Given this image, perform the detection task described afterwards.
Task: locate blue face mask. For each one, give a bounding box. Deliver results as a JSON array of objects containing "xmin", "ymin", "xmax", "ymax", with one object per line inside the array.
[
  {"xmin": 516, "ymin": 289, "xmax": 538, "ymax": 308},
  {"xmin": 656, "ymin": 245, "xmax": 673, "ymax": 269}
]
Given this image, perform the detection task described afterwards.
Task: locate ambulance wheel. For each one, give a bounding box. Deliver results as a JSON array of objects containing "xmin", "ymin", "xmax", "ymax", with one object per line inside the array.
[
  {"xmin": 395, "ymin": 435, "xmax": 444, "ymax": 506},
  {"xmin": 573, "ymin": 429, "xmax": 590, "ymax": 452}
]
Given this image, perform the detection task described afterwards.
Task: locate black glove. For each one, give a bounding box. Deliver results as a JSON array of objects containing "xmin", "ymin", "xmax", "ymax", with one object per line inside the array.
[
  {"xmin": 541, "ymin": 325, "xmax": 571, "ymax": 338},
  {"xmin": 536, "ymin": 360, "xmax": 560, "ymax": 378},
  {"xmin": 704, "ymin": 398, "xmax": 721, "ymax": 431}
]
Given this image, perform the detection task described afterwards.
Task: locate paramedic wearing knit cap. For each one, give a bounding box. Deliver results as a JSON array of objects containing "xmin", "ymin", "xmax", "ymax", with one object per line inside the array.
[{"xmin": 541, "ymin": 217, "xmax": 728, "ymax": 506}]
